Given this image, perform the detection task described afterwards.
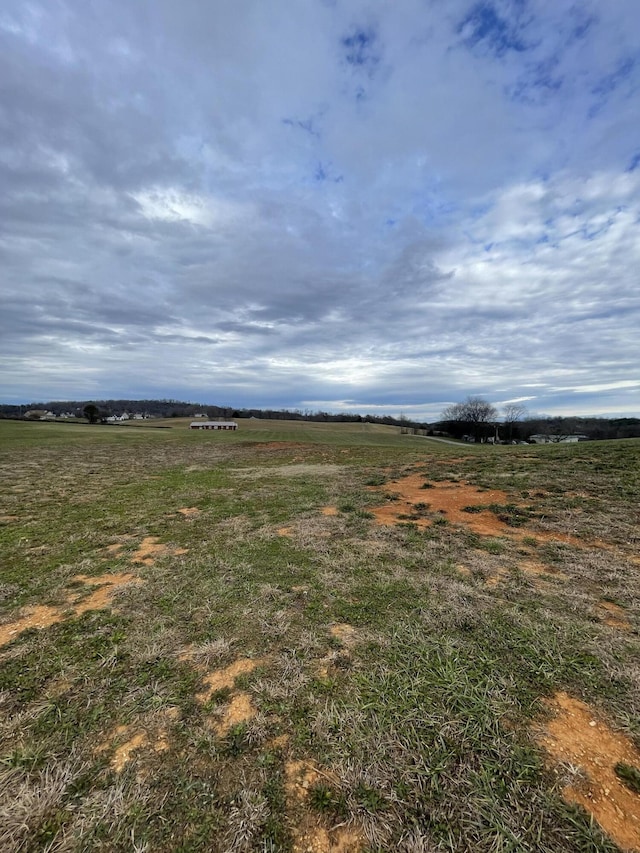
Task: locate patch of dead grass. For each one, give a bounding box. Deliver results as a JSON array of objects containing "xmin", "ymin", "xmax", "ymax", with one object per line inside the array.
[{"xmin": 598, "ymin": 601, "xmax": 632, "ymax": 632}]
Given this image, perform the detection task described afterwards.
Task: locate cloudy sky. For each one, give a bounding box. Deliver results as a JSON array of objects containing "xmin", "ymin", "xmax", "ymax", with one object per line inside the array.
[{"xmin": 1, "ymin": 0, "xmax": 639, "ymax": 419}]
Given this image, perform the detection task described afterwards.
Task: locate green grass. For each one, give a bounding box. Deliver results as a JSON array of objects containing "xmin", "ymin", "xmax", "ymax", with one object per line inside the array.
[{"xmin": 0, "ymin": 420, "xmax": 639, "ymax": 851}]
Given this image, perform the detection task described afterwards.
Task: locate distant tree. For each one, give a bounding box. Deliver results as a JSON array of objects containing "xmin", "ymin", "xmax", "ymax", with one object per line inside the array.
[
  {"xmin": 542, "ymin": 417, "xmax": 578, "ymax": 442},
  {"xmin": 502, "ymin": 403, "xmax": 527, "ymax": 443},
  {"xmin": 83, "ymin": 403, "xmax": 99, "ymax": 424},
  {"xmin": 441, "ymin": 396, "xmax": 497, "ymax": 442}
]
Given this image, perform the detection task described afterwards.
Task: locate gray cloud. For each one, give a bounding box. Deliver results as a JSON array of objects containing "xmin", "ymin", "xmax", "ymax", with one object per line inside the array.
[{"xmin": 1, "ymin": 0, "xmax": 639, "ymax": 418}]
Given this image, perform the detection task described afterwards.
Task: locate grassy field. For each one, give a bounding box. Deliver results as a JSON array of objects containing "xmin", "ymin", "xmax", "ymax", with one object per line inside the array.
[{"xmin": 0, "ymin": 418, "xmax": 639, "ymax": 852}]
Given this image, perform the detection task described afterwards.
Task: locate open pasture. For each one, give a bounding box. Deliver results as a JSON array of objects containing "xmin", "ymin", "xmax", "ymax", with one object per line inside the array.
[{"xmin": 0, "ymin": 420, "xmax": 639, "ymax": 852}]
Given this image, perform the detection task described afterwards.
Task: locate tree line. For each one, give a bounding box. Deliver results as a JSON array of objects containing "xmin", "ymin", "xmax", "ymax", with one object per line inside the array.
[
  {"xmin": 2, "ymin": 397, "xmax": 638, "ymax": 441},
  {"xmin": 437, "ymin": 396, "xmax": 640, "ymax": 442},
  {"xmin": 0, "ymin": 399, "xmax": 431, "ymax": 430}
]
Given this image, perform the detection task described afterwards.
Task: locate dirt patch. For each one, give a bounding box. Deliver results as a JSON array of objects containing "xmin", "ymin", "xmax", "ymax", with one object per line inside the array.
[
  {"xmin": 292, "ymin": 823, "xmax": 364, "ymax": 853},
  {"xmin": 0, "ymin": 605, "xmax": 63, "ymax": 647},
  {"xmin": 71, "ymin": 572, "xmax": 141, "ymax": 615},
  {"xmin": 278, "ymin": 527, "xmax": 294, "ymax": 537},
  {"xmin": 598, "ymin": 601, "xmax": 632, "ymax": 631},
  {"xmin": 194, "ymin": 657, "xmax": 263, "ymax": 703},
  {"xmin": 525, "ymin": 528, "xmax": 594, "ymax": 549},
  {"xmin": 111, "ymin": 728, "xmax": 148, "ymax": 772},
  {"xmin": 285, "ymin": 762, "xmax": 363, "ymax": 852},
  {"xmin": 368, "ymin": 474, "xmax": 613, "ymax": 549},
  {"xmin": 321, "ymin": 506, "xmax": 339, "ymax": 516},
  {"xmin": 213, "ymin": 692, "xmax": 257, "ymax": 736},
  {"xmin": 0, "ymin": 515, "xmax": 20, "ymax": 523},
  {"xmin": 484, "ymin": 558, "xmax": 569, "ymax": 589},
  {"xmin": 330, "ymin": 624, "xmax": 358, "ymax": 648},
  {"xmin": 315, "ymin": 660, "xmax": 331, "ymax": 679},
  {"xmin": 99, "ymin": 709, "xmax": 179, "ymax": 771},
  {"xmin": 177, "ymin": 507, "xmax": 200, "ymax": 517},
  {"xmin": 285, "ymin": 759, "xmax": 325, "ymax": 802},
  {"xmin": 0, "ymin": 573, "xmax": 142, "ymax": 647},
  {"xmin": 538, "ymin": 691, "xmax": 640, "ymax": 851},
  {"xmin": 131, "ymin": 536, "xmax": 188, "ymax": 565},
  {"xmin": 519, "ymin": 559, "xmax": 568, "ymax": 580},
  {"xmin": 155, "ymin": 707, "xmax": 181, "ymax": 753},
  {"xmin": 105, "ymin": 542, "xmax": 125, "ymax": 555},
  {"xmin": 369, "ymin": 475, "xmax": 512, "ymax": 535}
]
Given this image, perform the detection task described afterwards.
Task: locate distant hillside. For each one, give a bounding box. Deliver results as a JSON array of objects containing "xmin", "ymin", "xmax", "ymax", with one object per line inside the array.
[
  {"xmin": 0, "ymin": 399, "xmax": 429, "ymax": 430},
  {"xmin": 2, "ymin": 400, "xmax": 638, "ymax": 441}
]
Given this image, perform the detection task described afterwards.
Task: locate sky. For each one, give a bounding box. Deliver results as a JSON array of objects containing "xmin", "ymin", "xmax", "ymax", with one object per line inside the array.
[{"xmin": 1, "ymin": 0, "xmax": 639, "ymax": 421}]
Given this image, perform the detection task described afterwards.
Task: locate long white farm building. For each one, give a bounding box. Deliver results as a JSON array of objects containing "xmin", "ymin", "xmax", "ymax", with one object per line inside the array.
[{"xmin": 189, "ymin": 421, "xmax": 238, "ymax": 430}]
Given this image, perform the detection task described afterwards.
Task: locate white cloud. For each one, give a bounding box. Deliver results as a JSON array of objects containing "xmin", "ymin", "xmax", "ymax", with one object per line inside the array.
[
  {"xmin": 0, "ymin": 0, "xmax": 639, "ymax": 417},
  {"xmin": 131, "ymin": 188, "xmax": 251, "ymax": 228}
]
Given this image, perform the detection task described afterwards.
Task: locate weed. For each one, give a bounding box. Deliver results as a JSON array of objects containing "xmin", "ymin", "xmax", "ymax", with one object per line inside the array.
[
  {"xmin": 309, "ymin": 783, "xmax": 346, "ymax": 816},
  {"xmin": 479, "ymin": 538, "xmax": 507, "ymax": 554},
  {"xmin": 365, "ymin": 474, "xmax": 387, "ymax": 487},
  {"xmin": 614, "ymin": 762, "xmax": 640, "ymax": 794}
]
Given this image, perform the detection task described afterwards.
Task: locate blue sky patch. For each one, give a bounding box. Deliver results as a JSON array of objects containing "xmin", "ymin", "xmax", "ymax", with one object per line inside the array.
[
  {"xmin": 341, "ymin": 27, "xmax": 380, "ymax": 71},
  {"xmin": 626, "ymin": 153, "xmax": 640, "ymax": 172},
  {"xmin": 458, "ymin": 2, "xmax": 528, "ymax": 56},
  {"xmin": 592, "ymin": 57, "xmax": 636, "ymax": 97}
]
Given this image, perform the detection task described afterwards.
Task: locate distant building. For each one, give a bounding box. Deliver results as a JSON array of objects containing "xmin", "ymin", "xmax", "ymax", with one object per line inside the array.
[
  {"xmin": 529, "ymin": 434, "xmax": 589, "ymax": 444},
  {"xmin": 25, "ymin": 410, "xmax": 53, "ymax": 420},
  {"xmin": 189, "ymin": 421, "xmax": 238, "ymax": 430}
]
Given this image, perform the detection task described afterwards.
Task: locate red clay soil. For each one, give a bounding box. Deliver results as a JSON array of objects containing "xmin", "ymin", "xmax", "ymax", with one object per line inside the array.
[
  {"xmin": 0, "ymin": 572, "xmax": 141, "ymax": 647},
  {"xmin": 367, "ymin": 473, "xmax": 604, "ymax": 548},
  {"xmin": 285, "ymin": 759, "xmax": 364, "ymax": 852},
  {"xmin": 321, "ymin": 506, "xmax": 339, "ymax": 516},
  {"xmin": 369, "ymin": 474, "xmax": 512, "ymax": 536},
  {"xmin": 539, "ymin": 692, "xmax": 640, "ymax": 851}
]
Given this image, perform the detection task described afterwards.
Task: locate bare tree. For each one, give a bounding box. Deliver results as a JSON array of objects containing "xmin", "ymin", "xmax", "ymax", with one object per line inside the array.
[
  {"xmin": 440, "ymin": 396, "xmax": 497, "ymax": 442},
  {"xmin": 441, "ymin": 402, "xmax": 465, "ymax": 422},
  {"xmin": 502, "ymin": 403, "xmax": 527, "ymax": 443},
  {"xmin": 541, "ymin": 417, "xmax": 578, "ymax": 442}
]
